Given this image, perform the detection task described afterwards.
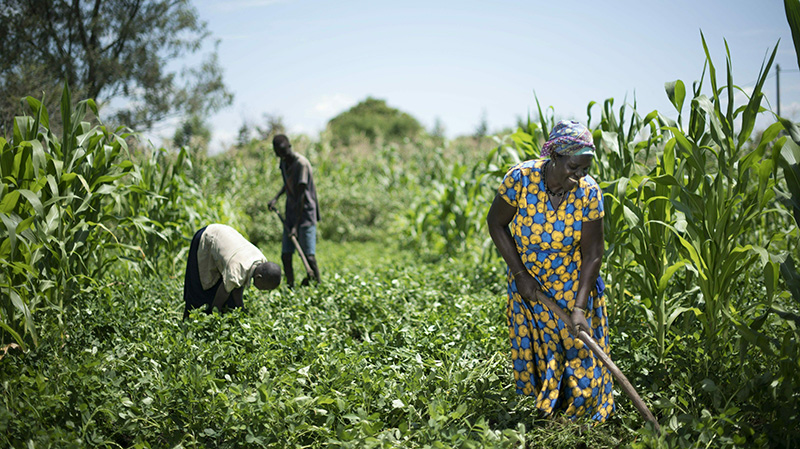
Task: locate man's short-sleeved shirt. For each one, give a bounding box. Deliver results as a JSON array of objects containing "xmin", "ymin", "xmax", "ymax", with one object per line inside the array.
[
  {"xmin": 280, "ymin": 153, "xmax": 320, "ymax": 228},
  {"xmin": 197, "ymin": 224, "xmax": 267, "ymax": 292}
]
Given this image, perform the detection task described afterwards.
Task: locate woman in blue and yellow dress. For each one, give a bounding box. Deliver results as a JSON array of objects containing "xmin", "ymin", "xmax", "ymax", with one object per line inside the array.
[{"xmin": 487, "ymin": 120, "xmax": 614, "ymax": 422}]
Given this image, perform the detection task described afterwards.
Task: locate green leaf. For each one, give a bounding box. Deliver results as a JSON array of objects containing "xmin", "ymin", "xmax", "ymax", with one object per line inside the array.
[
  {"xmin": 90, "ymin": 174, "xmax": 125, "ymax": 190},
  {"xmin": 701, "ymin": 378, "xmax": 718, "ymax": 393},
  {"xmin": 719, "ymin": 246, "xmax": 756, "ymax": 286},
  {"xmin": 661, "ymin": 139, "xmax": 677, "ymax": 175},
  {"xmin": 0, "ymin": 212, "xmax": 20, "ymax": 255},
  {"xmin": 658, "ymin": 261, "xmax": 687, "ymax": 293},
  {"xmin": 666, "ymin": 305, "xmax": 700, "ymax": 328},
  {"xmin": 731, "ymin": 314, "xmax": 776, "ymax": 356},
  {"xmin": 0, "ymin": 190, "xmax": 20, "ymax": 213},
  {"xmin": 765, "ymin": 260, "xmax": 779, "ymax": 301},
  {"xmin": 779, "ymin": 141, "xmax": 800, "ymax": 226},
  {"xmin": 8, "ymin": 289, "xmax": 35, "ymax": 344},
  {"xmin": 651, "ymin": 174, "xmax": 680, "ymax": 186},
  {"xmin": 779, "ymin": 116, "xmax": 800, "ymax": 146},
  {"xmin": 664, "ymin": 129, "xmax": 692, "ymax": 154},
  {"xmin": 60, "ymin": 172, "xmax": 77, "ymax": 183},
  {"xmin": 781, "ymin": 137, "xmax": 800, "ymax": 165},
  {"xmin": 693, "ymin": 96, "xmax": 725, "ymax": 146},
  {"xmin": 665, "ymin": 80, "xmax": 686, "ymax": 113},
  {"xmin": 27, "ymin": 95, "xmax": 50, "ymax": 131},
  {"xmin": 600, "ymin": 131, "xmax": 620, "ymax": 157},
  {"xmin": 738, "ymin": 44, "xmax": 778, "ymax": 146},
  {"xmin": 785, "ymin": 0, "xmax": 800, "ymax": 70},
  {"xmin": 30, "ymin": 140, "xmax": 47, "ymax": 180},
  {"xmin": 0, "ymin": 321, "xmax": 26, "ymax": 352},
  {"xmin": 780, "ymin": 255, "xmax": 800, "ymax": 303},
  {"xmin": 622, "ymin": 204, "xmax": 640, "ymax": 227},
  {"xmin": 645, "ymin": 218, "xmax": 706, "ymax": 281},
  {"xmin": 61, "ymin": 81, "xmax": 72, "ymax": 156},
  {"xmin": 17, "ymin": 190, "xmax": 44, "ymax": 217}
]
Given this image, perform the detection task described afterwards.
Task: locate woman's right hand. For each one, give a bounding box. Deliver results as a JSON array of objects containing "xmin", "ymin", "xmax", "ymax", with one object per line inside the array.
[{"xmin": 515, "ymin": 271, "xmax": 541, "ymax": 309}]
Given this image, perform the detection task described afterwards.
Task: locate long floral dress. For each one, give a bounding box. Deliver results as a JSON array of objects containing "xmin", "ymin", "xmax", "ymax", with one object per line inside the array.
[{"xmin": 497, "ymin": 159, "xmax": 615, "ymax": 422}]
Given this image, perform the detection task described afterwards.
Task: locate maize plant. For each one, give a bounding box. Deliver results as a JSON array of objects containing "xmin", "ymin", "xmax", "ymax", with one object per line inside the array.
[
  {"xmin": 648, "ymin": 34, "xmax": 797, "ymax": 364},
  {"xmin": 0, "ymin": 84, "xmax": 219, "ymax": 349},
  {"xmin": 1, "ymin": 87, "xmax": 137, "ymax": 347}
]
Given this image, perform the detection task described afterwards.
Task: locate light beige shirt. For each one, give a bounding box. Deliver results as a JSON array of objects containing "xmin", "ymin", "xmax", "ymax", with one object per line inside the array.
[{"xmin": 197, "ymin": 224, "xmax": 267, "ymax": 293}]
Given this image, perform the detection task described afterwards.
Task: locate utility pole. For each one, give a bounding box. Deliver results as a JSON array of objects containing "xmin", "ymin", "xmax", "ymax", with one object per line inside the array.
[{"xmin": 777, "ymin": 64, "xmax": 781, "ymax": 117}]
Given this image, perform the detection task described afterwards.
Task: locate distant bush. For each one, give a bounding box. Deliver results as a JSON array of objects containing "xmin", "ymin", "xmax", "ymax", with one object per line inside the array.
[{"xmin": 326, "ymin": 97, "xmax": 423, "ymax": 146}]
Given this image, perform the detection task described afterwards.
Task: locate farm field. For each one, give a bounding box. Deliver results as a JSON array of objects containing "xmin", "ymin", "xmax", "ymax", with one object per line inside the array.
[
  {"xmin": 2, "ymin": 22, "xmax": 800, "ymax": 449},
  {"xmin": 1, "ymin": 240, "xmax": 645, "ymax": 448}
]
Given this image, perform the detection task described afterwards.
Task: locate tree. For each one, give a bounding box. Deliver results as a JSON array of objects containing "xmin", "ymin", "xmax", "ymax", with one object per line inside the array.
[
  {"xmin": 327, "ymin": 97, "xmax": 423, "ymax": 146},
  {"xmin": 0, "ymin": 0, "xmax": 233, "ymax": 135},
  {"xmin": 173, "ymin": 114, "xmax": 211, "ymax": 150},
  {"xmin": 235, "ymin": 113, "xmax": 285, "ymax": 148},
  {"xmin": 255, "ymin": 113, "xmax": 286, "ymax": 141},
  {"xmin": 236, "ymin": 122, "xmax": 253, "ymax": 148}
]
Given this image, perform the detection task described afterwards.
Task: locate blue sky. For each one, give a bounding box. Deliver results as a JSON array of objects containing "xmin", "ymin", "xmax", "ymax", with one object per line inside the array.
[{"xmin": 174, "ymin": 0, "xmax": 800, "ymax": 153}]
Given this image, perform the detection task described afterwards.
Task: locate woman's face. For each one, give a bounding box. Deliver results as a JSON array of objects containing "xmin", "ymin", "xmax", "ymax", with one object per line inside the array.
[{"xmin": 553, "ymin": 154, "xmax": 593, "ymax": 189}]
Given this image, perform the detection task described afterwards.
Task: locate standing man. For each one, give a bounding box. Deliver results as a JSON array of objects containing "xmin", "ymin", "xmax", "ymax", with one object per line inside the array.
[
  {"xmin": 268, "ymin": 134, "xmax": 321, "ymax": 288},
  {"xmin": 183, "ymin": 223, "xmax": 281, "ymax": 319}
]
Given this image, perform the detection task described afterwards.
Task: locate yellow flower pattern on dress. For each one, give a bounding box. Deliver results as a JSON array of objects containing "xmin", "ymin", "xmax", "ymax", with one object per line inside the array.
[{"xmin": 497, "ymin": 159, "xmax": 614, "ymax": 422}]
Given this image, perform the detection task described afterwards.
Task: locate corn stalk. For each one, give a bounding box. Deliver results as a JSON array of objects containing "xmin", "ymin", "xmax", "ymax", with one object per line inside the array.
[
  {"xmin": 656, "ymin": 34, "xmax": 787, "ymax": 357},
  {"xmin": 0, "ymin": 84, "xmax": 224, "ymax": 348}
]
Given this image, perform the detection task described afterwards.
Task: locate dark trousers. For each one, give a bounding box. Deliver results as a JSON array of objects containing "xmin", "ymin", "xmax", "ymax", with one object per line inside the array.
[{"xmin": 183, "ymin": 227, "xmax": 231, "ymax": 319}]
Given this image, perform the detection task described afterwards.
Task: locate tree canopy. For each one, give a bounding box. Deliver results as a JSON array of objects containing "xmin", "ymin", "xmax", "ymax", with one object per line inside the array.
[
  {"xmin": 0, "ymin": 0, "xmax": 232, "ymax": 135},
  {"xmin": 326, "ymin": 97, "xmax": 423, "ymax": 146}
]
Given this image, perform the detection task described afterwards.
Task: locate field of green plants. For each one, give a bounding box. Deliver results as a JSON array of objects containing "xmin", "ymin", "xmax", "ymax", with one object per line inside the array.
[{"xmin": 2, "ymin": 31, "xmax": 800, "ymax": 448}]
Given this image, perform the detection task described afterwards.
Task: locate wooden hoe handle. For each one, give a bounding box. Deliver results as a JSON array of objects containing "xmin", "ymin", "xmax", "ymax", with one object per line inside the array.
[
  {"xmin": 270, "ymin": 207, "xmax": 315, "ymax": 279},
  {"xmin": 290, "ymin": 234, "xmax": 314, "ymax": 279}
]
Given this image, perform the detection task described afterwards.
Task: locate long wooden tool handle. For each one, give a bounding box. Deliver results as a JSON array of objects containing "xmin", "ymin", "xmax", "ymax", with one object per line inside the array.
[
  {"xmin": 271, "ymin": 207, "xmax": 315, "ymax": 280},
  {"xmin": 532, "ymin": 291, "xmax": 661, "ymax": 432},
  {"xmin": 290, "ymin": 234, "xmax": 314, "ymax": 279}
]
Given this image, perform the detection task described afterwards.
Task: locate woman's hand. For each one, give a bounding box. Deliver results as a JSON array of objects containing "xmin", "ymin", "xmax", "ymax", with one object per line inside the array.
[
  {"xmin": 570, "ymin": 308, "xmax": 590, "ymax": 335},
  {"xmin": 515, "ymin": 272, "xmax": 541, "ymax": 310}
]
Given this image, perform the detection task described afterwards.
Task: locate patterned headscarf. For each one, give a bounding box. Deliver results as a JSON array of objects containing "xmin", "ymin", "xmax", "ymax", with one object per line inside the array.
[{"xmin": 541, "ymin": 120, "xmax": 596, "ymax": 158}]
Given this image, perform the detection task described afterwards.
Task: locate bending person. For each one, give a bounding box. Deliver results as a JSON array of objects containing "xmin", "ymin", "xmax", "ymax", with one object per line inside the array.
[
  {"xmin": 486, "ymin": 120, "xmax": 614, "ymax": 422},
  {"xmin": 183, "ymin": 223, "xmax": 281, "ymax": 319}
]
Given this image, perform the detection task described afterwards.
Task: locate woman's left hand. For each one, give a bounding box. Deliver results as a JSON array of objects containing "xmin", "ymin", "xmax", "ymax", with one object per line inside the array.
[{"xmin": 570, "ymin": 308, "xmax": 590, "ymax": 335}]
